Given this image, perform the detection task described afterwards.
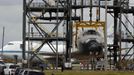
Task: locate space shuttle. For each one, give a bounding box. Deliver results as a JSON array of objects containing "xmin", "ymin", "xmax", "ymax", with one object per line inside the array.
[
  {"xmin": 77, "ymin": 29, "xmax": 104, "ymax": 55},
  {"xmin": 0, "ymin": 29, "xmax": 104, "ymax": 61}
]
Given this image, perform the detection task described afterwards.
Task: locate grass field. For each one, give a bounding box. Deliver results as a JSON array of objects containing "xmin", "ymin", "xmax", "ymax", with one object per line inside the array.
[{"xmin": 45, "ymin": 70, "xmax": 134, "ymax": 75}]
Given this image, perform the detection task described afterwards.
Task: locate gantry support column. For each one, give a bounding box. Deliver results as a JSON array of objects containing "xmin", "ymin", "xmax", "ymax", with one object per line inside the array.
[
  {"xmin": 22, "ymin": 0, "xmax": 27, "ymax": 66},
  {"xmin": 113, "ymin": 0, "xmax": 118, "ymax": 68},
  {"xmin": 65, "ymin": 0, "xmax": 72, "ymax": 62}
]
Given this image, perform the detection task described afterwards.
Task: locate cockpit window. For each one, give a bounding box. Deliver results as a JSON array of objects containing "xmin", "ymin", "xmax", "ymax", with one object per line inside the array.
[
  {"xmin": 8, "ymin": 43, "xmax": 14, "ymax": 45},
  {"xmin": 83, "ymin": 30, "xmax": 100, "ymax": 36}
]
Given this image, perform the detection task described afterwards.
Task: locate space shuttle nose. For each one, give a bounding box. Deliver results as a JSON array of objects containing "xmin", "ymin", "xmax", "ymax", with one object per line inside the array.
[
  {"xmin": 81, "ymin": 40, "xmax": 102, "ymax": 54},
  {"xmin": 78, "ymin": 29, "xmax": 103, "ymax": 55},
  {"xmin": 89, "ymin": 40, "xmax": 98, "ymax": 45},
  {"xmin": 87, "ymin": 40, "xmax": 99, "ymax": 50}
]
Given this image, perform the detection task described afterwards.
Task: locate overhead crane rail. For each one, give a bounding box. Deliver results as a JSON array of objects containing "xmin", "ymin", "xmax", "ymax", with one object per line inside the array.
[
  {"xmin": 107, "ymin": 7, "xmax": 134, "ymax": 14},
  {"xmin": 28, "ymin": 1, "xmax": 114, "ymax": 12},
  {"xmin": 25, "ymin": 37, "xmax": 66, "ymax": 41}
]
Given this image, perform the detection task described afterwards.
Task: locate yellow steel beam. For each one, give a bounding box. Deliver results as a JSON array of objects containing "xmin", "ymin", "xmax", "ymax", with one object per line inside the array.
[
  {"xmin": 74, "ymin": 21, "xmax": 105, "ymax": 28},
  {"xmin": 74, "ymin": 21, "xmax": 105, "ymax": 31}
]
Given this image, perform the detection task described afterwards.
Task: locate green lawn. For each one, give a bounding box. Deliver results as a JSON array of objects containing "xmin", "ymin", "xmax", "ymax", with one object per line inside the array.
[{"xmin": 45, "ymin": 70, "xmax": 134, "ymax": 75}]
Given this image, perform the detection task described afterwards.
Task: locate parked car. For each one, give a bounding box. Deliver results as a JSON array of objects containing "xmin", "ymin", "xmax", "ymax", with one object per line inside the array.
[
  {"xmin": 4, "ymin": 63, "xmax": 20, "ymax": 75},
  {"xmin": 19, "ymin": 69, "xmax": 45, "ymax": 75},
  {"xmin": 15, "ymin": 67, "xmax": 23, "ymax": 75},
  {"xmin": 0, "ymin": 65, "xmax": 6, "ymax": 75}
]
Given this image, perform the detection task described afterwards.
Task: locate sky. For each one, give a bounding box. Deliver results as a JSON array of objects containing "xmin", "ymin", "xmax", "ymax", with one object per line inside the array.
[{"xmin": 0, "ymin": 0, "xmax": 23, "ymax": 48}]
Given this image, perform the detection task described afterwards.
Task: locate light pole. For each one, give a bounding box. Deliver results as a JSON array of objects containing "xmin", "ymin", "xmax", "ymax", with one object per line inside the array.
[{"xmin": 1, "ymin": 27, "xmax": 5, "ymax": 57}]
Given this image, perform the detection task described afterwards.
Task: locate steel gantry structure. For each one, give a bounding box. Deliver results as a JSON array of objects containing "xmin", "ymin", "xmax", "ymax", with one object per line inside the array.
[
  {"xmin": 22, "ymin": 0, "xmax": 134, "ymax": 70},
  {"xmin": 22, "ymin": 0, "xmax": 106, "ymax": 68},
  {"xmin": 23, "ymin": 0, "xmax": 81, "ymax": 68},
  {"xmin": 107, "ymin": 0, "xmax": 134, "ymax": 69},
  {"xmin": 22, "ymin": 0, "xmax": 108, "ymax": 69}
]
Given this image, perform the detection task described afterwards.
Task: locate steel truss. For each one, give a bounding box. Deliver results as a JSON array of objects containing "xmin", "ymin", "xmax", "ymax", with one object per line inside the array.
[
  {"xmin": 107, "ymin": 0, "xmax": 134, "ymax": 69},
  {"xmin": 23, "ymin": 0, "xmax": 81, "ymax": 68},
  {"xmin": 23, "ymin": 0, "xmax": 134, "ymax": 69}
]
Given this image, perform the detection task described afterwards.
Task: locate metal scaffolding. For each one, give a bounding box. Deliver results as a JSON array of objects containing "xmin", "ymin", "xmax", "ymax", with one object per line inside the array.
[
  {"xmin": 23, "ymin": 0, "xmax": 80, "ymax": 68},
  {"xmin": 107, "ymin": 0, "xmax": 134, "ymax": 69},
  {"xmin": 22, "ymin": 0, "xmax": 134, "ymax": 70}
]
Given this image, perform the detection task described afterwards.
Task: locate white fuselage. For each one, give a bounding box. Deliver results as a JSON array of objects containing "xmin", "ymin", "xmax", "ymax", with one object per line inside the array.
[{"xmin": 0, "ymin": 41, "xmax": 65, "ymax": 61}]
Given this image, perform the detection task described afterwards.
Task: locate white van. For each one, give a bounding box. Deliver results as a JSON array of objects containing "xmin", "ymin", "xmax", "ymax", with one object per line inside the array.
[{"xmin": 4, "ymin": 63, "xmax": 20, "ymax": 75}]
